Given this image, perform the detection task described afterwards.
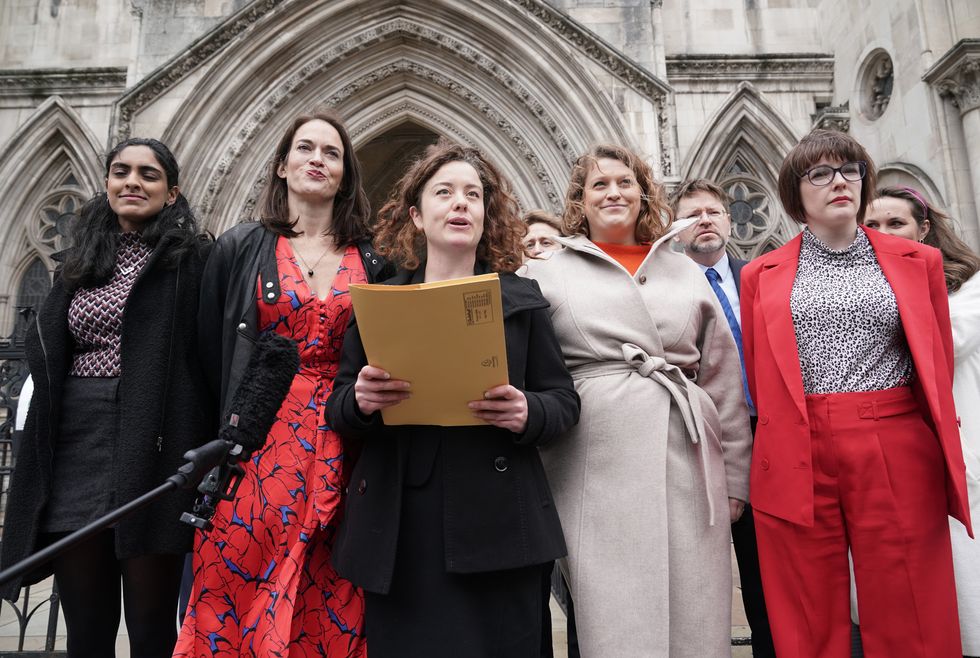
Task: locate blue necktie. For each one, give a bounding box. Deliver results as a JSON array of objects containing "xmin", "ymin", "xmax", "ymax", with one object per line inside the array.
[{"xmin": 705, "ymin": 267, "xmax": 754, "ymax": 411}]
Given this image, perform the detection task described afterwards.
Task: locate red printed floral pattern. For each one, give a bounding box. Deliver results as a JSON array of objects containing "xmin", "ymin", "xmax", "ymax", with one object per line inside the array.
[{"xmin": 175, "ymin": 239, "xmax": 366, "ymax": 657}]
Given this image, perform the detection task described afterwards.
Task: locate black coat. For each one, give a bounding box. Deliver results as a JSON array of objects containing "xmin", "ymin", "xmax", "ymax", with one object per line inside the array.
[
  {"xmin": 0, "ymin": 234, "xmax": 212, "ymax": 601},
  {"xmin": 327, "ymin": 267, "xmax": 580, "ymax": 594},
  {"xmin": 196, "ymin": 221, "xmax": 392, "ymax": 416}
]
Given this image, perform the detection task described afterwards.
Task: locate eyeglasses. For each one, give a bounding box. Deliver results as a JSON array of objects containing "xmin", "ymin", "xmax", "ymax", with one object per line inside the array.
[
  {"xmin": 677, "ymin": 209, "xmax": 728, "ymax": 223},
  {"xmin": 801, "ymin": 161, "xmax": 867, "ymax": 186}
]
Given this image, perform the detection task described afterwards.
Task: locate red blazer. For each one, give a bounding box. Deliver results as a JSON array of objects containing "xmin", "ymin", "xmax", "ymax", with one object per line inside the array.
[{"xmin": 739, "ymin": 226, "xmax": 972, "ymax": 534}]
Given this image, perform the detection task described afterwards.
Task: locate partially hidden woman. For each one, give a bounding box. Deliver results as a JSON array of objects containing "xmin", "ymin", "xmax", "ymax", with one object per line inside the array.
[
  {"xmin": 325, "ymin": 140, "xmax": 580, "ymax": 657},
  {"xmin": 740, "ymin": 129, "xmax": 972, "ymax": 657},
  {"xmin": 0, "ymin": 138, "xmax": 212, "ymax": 658},
  {"xmin": 175, "ymin": 108, "xmax": 387, "ymax": 657},
  {"xmin": 863, "ymin": 186, "xmax": 980, "ymax": 657},
  {"xmin": 522, "ymin": 144, "xmax": 752, "ymax": 657}
]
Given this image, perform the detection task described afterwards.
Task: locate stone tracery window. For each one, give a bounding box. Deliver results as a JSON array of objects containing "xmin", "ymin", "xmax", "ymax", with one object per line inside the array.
[
  {"xmin": 31, "ymin": 169, "xmax": 85, "ymax": 256},
  {"xmin": 715, "ymin": 156, "xmax": 794, "ymax": 259},
  {"xmin": 16, "ymin": 257, "xmax": 52, "ymax": 315}
]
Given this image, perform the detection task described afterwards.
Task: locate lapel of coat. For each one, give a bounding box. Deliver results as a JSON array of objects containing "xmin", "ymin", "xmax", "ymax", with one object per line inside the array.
[
  {"xmin": 864, "ymin": 227, "xmax": 938, "ymax": 404},
  {"xmin": 758, "ymin": 234, "xmax": 808, "ymax": 421},
  {"xmin": 557, "ymin": 233, "xmax": 669, "ymax": 356}
]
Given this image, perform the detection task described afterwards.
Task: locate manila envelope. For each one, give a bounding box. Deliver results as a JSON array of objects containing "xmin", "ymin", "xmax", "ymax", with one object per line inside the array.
[{"xmin": 349, "ymin": 273, "xmax": 509, "ymax": 426}]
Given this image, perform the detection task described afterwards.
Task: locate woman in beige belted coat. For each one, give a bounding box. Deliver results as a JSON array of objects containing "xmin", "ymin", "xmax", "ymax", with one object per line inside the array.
[{"xmin": 523, "ymin": 144, "xmax": 752, "ymax": 657}]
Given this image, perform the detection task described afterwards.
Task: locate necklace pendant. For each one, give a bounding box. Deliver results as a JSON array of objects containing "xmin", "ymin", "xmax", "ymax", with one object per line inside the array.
[{"xmin": 308, "ymin": 269, "xmax": 314, "ymax": 277}]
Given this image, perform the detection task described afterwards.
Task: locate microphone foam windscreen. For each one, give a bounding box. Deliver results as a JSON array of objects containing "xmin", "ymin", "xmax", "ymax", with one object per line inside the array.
[{"xmin": 219, "ymin": 332, "xmax": 300, "ymax": 452}]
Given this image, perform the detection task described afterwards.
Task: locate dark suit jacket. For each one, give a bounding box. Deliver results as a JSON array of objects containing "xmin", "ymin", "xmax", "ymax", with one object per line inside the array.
[
  {"xmin": 739, "ymin": 226, "xmax": 971, "ymax": 532},
  {"xmin": 730, "ymin": 255, "xmax": 748, "ymax": 296}
]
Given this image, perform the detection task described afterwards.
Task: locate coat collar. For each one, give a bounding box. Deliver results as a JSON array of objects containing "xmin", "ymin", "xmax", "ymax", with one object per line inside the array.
[
  {"xmin": 757, "ymin": 232, "xmax": 807, "ymax": 420},
  {"xmin": 386, "ymin": 261, "xmax": 548, "ymax": 319},
  {"xmin": 555, "ymin": 222, "xmax": 688, "ymax": 275},
  {"xmin": 863, "ymin": 225, "xmax": 938, "ymax": 404},
  {"xmin": 758, "ymin": 226, "xmax": 939, "ymax": 419}
]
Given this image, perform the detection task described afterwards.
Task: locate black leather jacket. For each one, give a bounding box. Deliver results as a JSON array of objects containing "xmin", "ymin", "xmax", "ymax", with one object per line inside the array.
[{"xmin": 197, "ymin": 221, "xmax": 392, "ymax": 416}]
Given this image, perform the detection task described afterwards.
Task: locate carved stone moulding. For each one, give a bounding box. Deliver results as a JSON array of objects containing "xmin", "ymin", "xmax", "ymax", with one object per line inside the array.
[
  {"xmin": 856, "ymin": 49, "xmax": 893, "ymax": 121},
  {"xmin": 924, "ymin": 39, "xmax": 980, "ymax": 114},
  {"xmin": 204, "ymin": 59, "xmax": 567, "ymax": 224},
  {"xmin": 665, "ymin": 54, "xmax": 835, "ymax": 84},
  {"xmin": 0, "ymin": 67, "xmax": 127, "ymax": 97},
  {"xmin": 112, "ymin": 0, "xmax": 283, "ymax": 142},
  {"xmin": 811, "ymin": 100, "xmax": 850, "ymax": 132},
  {"xmin": 114, "ymin": 0, "xmax": 670, "ymax": 144}
]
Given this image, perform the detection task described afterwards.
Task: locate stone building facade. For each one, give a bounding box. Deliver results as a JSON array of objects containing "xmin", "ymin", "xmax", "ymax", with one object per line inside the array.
[{"xmin": 0, "ymin": 0, "xmax": 977, "ymax": 333}]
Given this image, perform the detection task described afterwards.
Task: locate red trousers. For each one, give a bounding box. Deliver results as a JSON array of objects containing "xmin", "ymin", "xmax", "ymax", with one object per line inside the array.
[{"xmin": 755, "ymin": 387, "xmax": 961, "ymax": 658}]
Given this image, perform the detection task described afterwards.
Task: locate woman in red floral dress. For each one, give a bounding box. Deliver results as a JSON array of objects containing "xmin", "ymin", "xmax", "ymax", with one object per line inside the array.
[{"xmin": 175, "ymin": 108, "xmax": 390, "ymax": 657}]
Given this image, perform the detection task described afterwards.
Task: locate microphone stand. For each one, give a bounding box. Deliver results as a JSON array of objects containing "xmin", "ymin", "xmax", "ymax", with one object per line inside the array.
[{"xmin": 0, "ymin": 439, "xmax": 234, "ymax": 588}]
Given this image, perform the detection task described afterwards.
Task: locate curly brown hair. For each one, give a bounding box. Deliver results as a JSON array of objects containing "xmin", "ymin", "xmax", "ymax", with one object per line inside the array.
[
  {"xmin": 873, "ymin": 186, "xmax": 980, "ymax": 293},
  {"xmin": 561, "ymin": 144, "xmax": 671, "ymax": 244},
  {"xmin": 373, "ymin": 139, "xmax": 526, "ymax": 273}
]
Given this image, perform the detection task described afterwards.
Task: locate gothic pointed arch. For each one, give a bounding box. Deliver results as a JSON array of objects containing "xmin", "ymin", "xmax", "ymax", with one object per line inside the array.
[
  {"xmin": 682, "ymin": 82, "xmax": 801, "ymax": 258},
  {"xmin": 0, "ymin": 97, "xmax": 101, "ymax": 331},
  {"xmin": 112, "ymin": 0, "xmax": 672, "ymax": 233},
  {"xmin": 876, "ymin": 162, "xmax": 947, "ymax": 207}
]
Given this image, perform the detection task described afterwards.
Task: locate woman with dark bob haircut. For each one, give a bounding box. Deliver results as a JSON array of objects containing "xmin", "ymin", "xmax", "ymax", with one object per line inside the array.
[
  {"xmin": 176, "ymin": 108, "xmax": 390, "ymax": 657},
  {"xmin": 522, "ymin": 144, "xmax": 752, "ymax": 656},
  {"xmin": 0, "ymin": 138, "xmax": 211, "ymax": 657},
  {"xmin": 326, "ymin": 139, "xmax": 579, "ymax": 657},
  {"xmin": 740, "ymin": 129, "xmax": 972, "ymax": 657}
]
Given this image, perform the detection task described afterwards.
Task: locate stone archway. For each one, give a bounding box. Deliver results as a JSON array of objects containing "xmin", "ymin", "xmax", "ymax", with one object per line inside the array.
[
  {"xmin": 682, "ymin": 82, "xmax": 801, "ymax": 258},
  {"xmin": 356, "ymin": 120, "xmax": 440, "ymax": 222},
  {"xmin": 112, "ymin": 0, "xmax": 671, "ymax": 234},
  {"xmin": 0, "ymin": 97, "xmax": 102, "ymax": 332}
]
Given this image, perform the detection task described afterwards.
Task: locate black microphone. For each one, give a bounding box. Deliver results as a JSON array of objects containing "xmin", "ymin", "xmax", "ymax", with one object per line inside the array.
[{"xmin": 180, "ymin": 332, "xmax": 299, "ymax": 531}]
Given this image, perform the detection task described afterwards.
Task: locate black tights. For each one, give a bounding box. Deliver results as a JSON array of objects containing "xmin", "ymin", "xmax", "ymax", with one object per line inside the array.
[{"xmin": 47, "ymin": 530, "xmax": 184, "ymax": 658}]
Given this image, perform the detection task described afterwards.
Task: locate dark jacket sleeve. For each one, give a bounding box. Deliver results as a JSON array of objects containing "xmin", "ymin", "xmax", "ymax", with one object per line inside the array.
[
  {"xmin": 197, "ymin": 234, "xmax": 233, "ymax": 420},
  {"xmin": 514, "ymin": 303, "xmax": 580, "ymax": 448},
  {"xmin": 327, "ymin": 315, "xmax": 383, "ymax": 440}
]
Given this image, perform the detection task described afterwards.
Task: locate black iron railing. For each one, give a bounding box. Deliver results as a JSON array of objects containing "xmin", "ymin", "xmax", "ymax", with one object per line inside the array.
[{"xmin": 0, "ymin": 307, "xmax": 65, "ymax": 657}]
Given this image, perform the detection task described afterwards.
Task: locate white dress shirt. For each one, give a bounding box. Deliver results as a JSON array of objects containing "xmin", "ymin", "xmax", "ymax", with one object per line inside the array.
[{"xmin": 695, "ymin": 252, "xmax": 741, "ymax": 328}]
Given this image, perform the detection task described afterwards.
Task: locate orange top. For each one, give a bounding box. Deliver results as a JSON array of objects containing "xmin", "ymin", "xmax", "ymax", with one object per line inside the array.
[{"xmin": 594, "ymin": 241, "xmax": 652, "ymax": 276}]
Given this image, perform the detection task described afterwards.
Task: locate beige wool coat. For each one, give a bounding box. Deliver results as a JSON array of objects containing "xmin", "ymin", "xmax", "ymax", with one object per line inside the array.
[{"xmin": 523, "ymin": 232, "xmax": 752, "ymax": 657}]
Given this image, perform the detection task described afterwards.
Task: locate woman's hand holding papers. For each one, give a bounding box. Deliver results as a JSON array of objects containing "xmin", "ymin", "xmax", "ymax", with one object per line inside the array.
[
  {"xmin": 468, "ymin": 384, "xmax": 528, "ymax": 433},
  {"xmin": 354, "ymin": 365, "xmax": 411, "ymax": 416}
]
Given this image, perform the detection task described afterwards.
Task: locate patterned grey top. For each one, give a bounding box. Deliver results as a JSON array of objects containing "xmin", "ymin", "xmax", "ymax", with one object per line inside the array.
[{"xmin": 790, "ymin": 227, "xmax": 913, "ymax": 394}]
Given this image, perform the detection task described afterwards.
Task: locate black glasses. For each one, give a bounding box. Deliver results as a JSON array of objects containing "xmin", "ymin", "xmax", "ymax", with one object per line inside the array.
[{"xmin": 801, "ymin": 161, "xmax": 867, "ymax": 186}]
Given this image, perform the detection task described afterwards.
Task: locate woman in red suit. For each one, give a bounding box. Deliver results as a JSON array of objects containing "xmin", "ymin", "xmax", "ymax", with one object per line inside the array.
[{"xmin": 739, "ymin": 129, "xmax": 972, "ymax": 658}]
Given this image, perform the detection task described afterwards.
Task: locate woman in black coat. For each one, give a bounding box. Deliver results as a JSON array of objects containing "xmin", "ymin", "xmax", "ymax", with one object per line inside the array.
[
  {"xmin": 326, "ymin": 140, "xmax": 579, "ymax": 657},
  {"xmin": 0, "ymin": 138, "xmax": 211, "ymax": 658}
]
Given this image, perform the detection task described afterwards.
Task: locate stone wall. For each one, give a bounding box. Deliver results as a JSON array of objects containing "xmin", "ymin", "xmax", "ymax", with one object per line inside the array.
[{"xmin": 0, "ymin": 0, "xmax": 977, "ymax": 332}]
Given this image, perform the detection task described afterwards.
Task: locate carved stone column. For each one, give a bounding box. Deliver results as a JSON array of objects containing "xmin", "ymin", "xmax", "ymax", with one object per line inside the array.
[{"xmin": 925, "ymin": 39, "xmax": 980, "ymax": 245}]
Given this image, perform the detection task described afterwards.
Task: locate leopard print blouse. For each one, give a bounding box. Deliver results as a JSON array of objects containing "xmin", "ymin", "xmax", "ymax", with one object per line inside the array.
[{"xmin": 790, "ymin": 227, "xmax": 913, "ymax": 394}]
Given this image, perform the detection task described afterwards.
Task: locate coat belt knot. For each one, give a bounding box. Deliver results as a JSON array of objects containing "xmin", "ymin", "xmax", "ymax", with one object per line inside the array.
[{"xmin": 621, "ymin": 343, "xmax": 720, "ymax": 525}]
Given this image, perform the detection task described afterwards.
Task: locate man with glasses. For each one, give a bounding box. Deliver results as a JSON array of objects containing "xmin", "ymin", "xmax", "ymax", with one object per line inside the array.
[{"xmin": 671, "ymin": 178, "xmax": 776, "ymax": 658}]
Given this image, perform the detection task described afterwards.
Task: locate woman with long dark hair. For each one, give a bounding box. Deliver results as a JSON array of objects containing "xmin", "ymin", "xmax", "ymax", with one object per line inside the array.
[
  {"xmin": 326, "ymin": 139, "xmax": 579, "ymax": 657},
  {"xmin": 864, "ymin": 186, "xmax": 980, "ymax": 656},
  {"xmin": 0, "ymin": 138, "xmax": 211, "ymax": 658},
  {"xmin": 175, "ymin": 107, "xmax": 388, "ymax": 657},
  {"xmin": 741, "ymin": 130, "xmax": 971, "ymax": 657}
]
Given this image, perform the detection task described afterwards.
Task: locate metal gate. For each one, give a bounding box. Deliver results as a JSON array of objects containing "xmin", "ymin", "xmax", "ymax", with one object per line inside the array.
[{"xmin": 0, "ymin": 308, "xmax": 64, "ymax": 657}]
